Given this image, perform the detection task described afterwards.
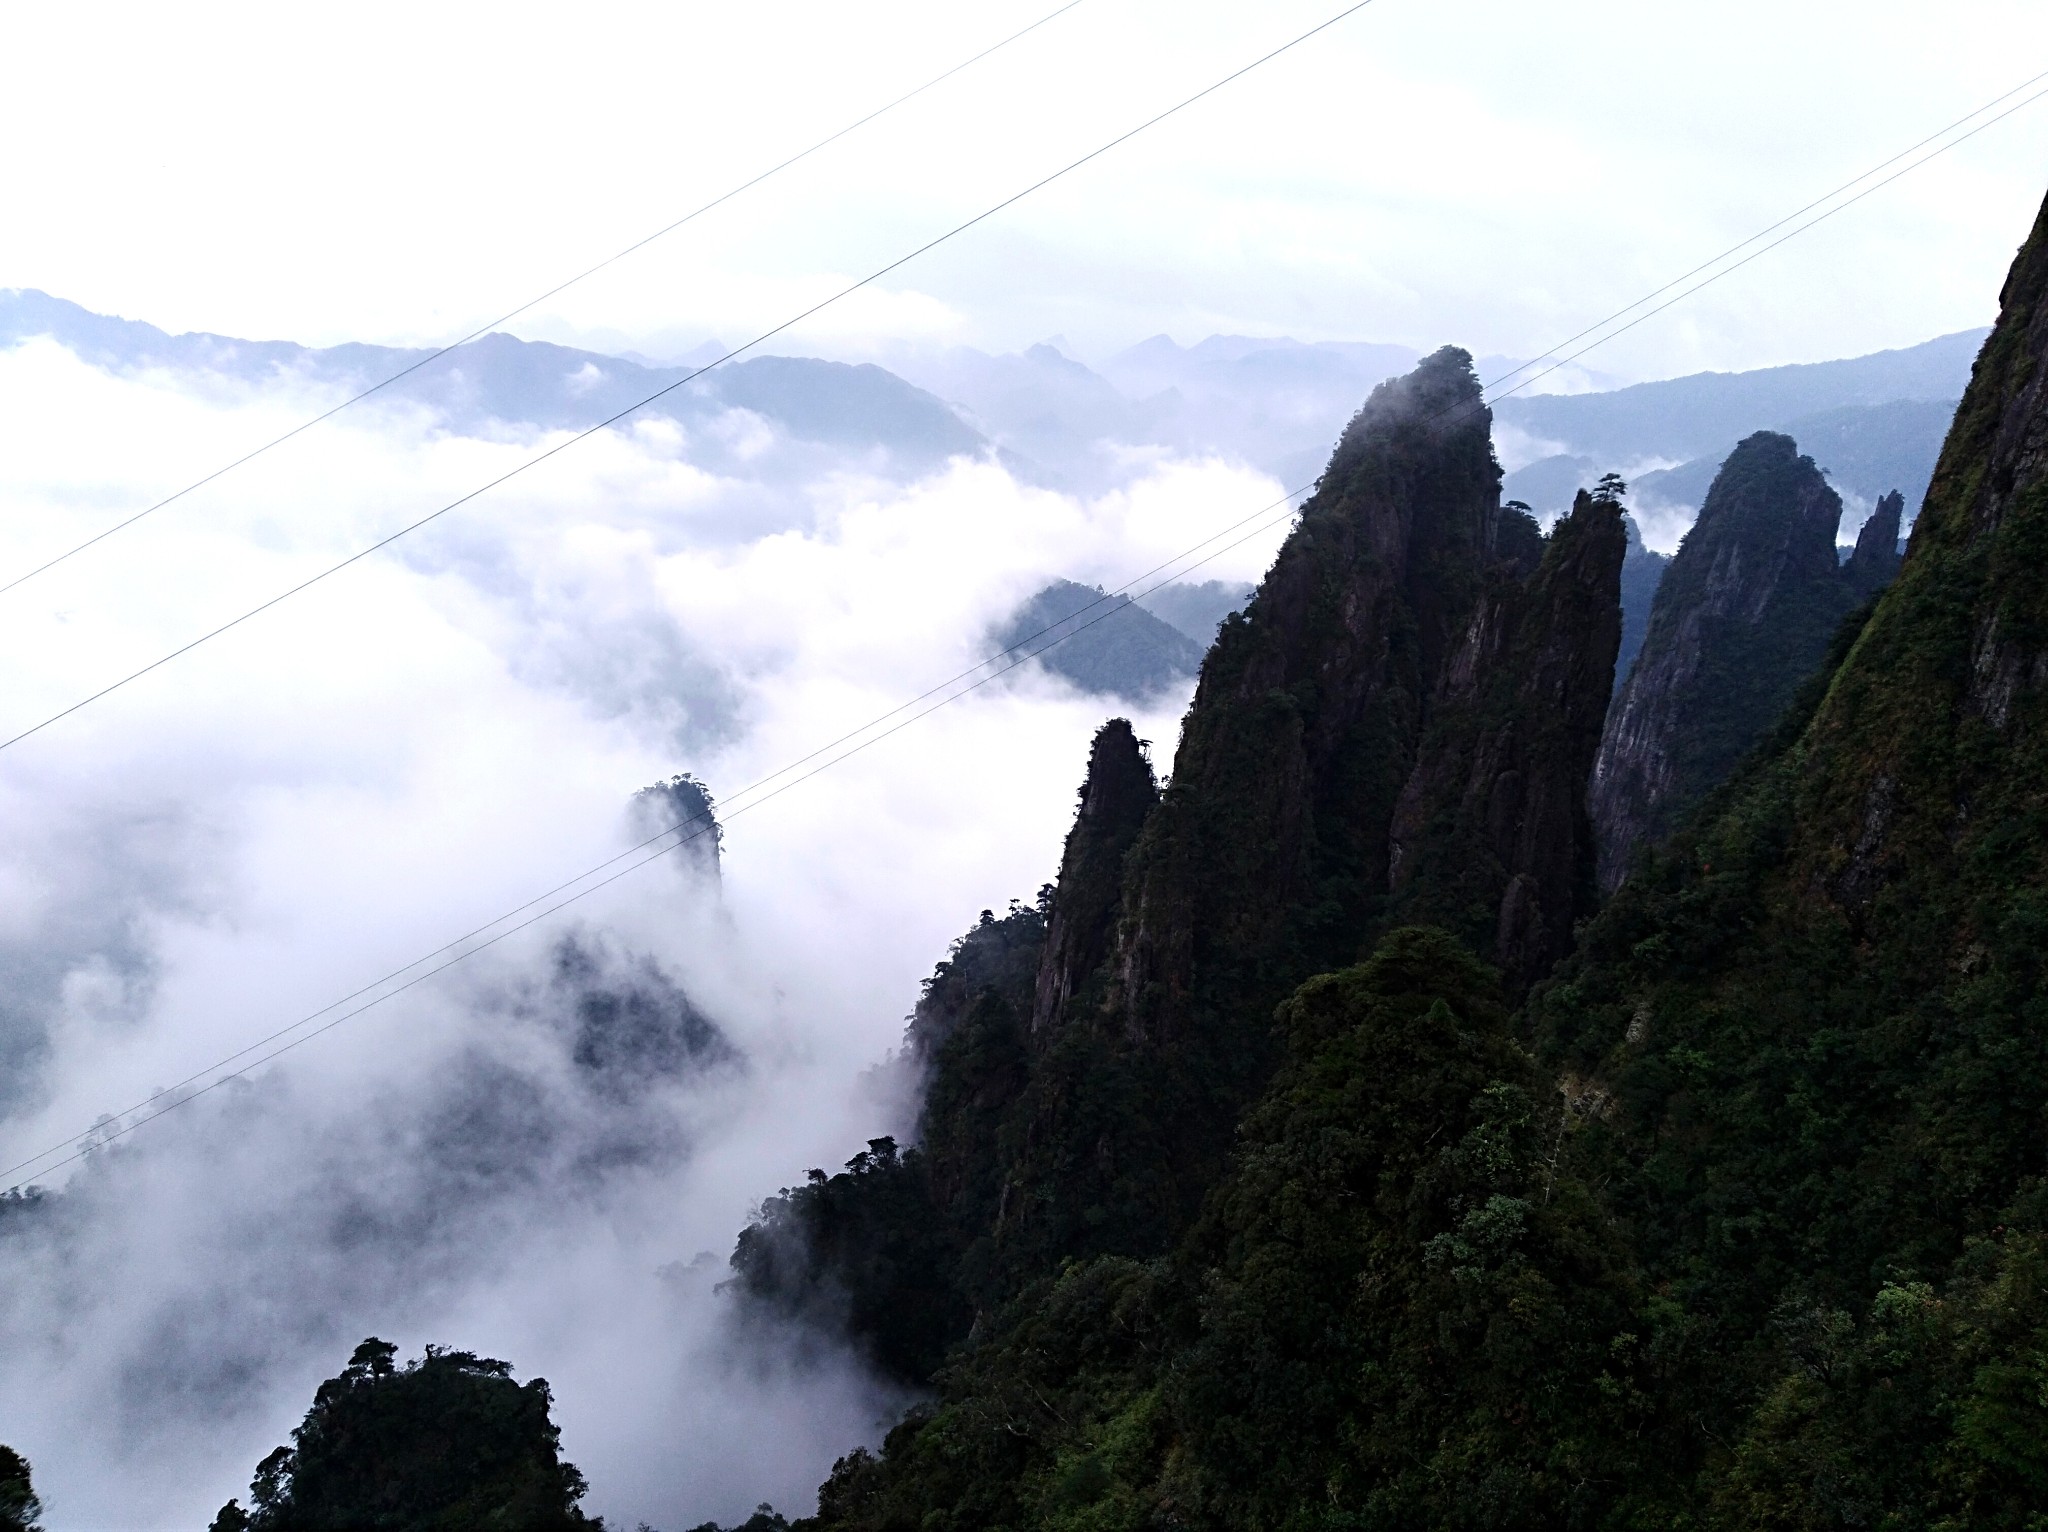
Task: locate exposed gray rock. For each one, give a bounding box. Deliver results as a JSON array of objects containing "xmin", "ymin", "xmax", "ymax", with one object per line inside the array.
[{"xmin": 1030, "ymin": 720, "xmax": 1158, "ymax": 1033}]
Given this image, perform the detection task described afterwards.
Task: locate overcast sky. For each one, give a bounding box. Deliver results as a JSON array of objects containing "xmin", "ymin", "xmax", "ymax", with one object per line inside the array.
[{"xmin": 6, "ymin": 0, "xmax": 2048, "ymax": 379}]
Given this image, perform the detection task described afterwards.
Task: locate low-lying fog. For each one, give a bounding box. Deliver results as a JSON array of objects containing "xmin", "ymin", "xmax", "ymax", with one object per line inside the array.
[{"xmin": 0, "ymin": 334, "xmax": 1286, "ymax": 1529}]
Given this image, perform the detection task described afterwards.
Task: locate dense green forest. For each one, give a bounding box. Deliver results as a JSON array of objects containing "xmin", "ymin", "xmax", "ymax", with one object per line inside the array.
[{"xmin": 718, "ymin": 190, "xmax": 2048, "ymax": 1530}]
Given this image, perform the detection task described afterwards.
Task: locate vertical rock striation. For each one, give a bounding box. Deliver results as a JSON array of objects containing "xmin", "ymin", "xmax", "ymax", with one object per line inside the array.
[
  {"xmin": 1104, "ymin": 346, "xmax": 1518, "ymax": 1049},
  {"xmin": 1387, "ymin": 487, "xmax": 1626, "ymax": 994},
  {"xmin": 1038, "ymin": 346, "xmax": 1626, "ymax": 1047},
  {"xmin": 981, "ymin": 346, "xmax": 1629, "ymax": 1261},
  {"xmin": 1590, "ymin": 431, "xmax": 1887, "ymax": 888}
]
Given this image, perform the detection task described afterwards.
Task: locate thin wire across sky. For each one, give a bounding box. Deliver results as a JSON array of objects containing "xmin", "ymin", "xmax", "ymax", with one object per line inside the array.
[
  {"xmin": 7, "ymin": 40, "xmax": 2047, "ymax": 1185},
  {"xmin": 0, "ymin": 0, "xmax": 1386, "ymax": 757},
  {"xmin": 0, "ymin": 0, "xmax": 1094, "ymax": 600}
]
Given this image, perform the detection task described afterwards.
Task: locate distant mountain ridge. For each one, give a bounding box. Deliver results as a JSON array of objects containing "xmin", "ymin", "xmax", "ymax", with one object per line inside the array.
[
  {"xmin": 1493, "ymin": 328, "xmax": 1984, "ymax": 463},
  {"xmin": 0, "ymin": 288, "xmax": 986, "ymax": 477},
  {"xmin": 5, "ymin": 287, "xmax": 1989, "ymax": 551}
]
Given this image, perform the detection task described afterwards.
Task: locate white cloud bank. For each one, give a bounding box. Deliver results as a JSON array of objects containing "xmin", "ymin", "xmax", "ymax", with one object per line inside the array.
[{"xmin": 0, "ymin": 338, "xmax": 1287, "ymax": 1528}]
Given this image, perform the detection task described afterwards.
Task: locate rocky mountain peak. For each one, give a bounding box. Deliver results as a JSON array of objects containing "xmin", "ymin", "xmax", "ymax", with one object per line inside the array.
[
  {"xmin": 1030, "ymin": 719, "xmax": 1158, "ymax": 1033},
  {"xmin": 631, "ymin": 774, "xmax": 722, "ymax": 880},
  {"xmin": 1101, "ymin": 346, "xmax": 1507, "ymax": 1047},
  {"xmin": 1590, "ymin": 431, "xmax": 1872, "ymax": 888}
]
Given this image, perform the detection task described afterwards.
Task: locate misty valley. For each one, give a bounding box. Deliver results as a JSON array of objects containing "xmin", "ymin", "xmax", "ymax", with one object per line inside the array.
[{"xmin": 7, "ymin": 146, "xmax": 2048, "ymax": 1532}]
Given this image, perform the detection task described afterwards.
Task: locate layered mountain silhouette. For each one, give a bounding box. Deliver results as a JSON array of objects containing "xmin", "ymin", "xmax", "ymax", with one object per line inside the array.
[
  {"xmin": 992, "ymin": 581, "xmax": 1207, "ymax": 701},
  {"xmin": 1499, "ymin": 337, "xmax": 1979, "ymax": 543}
]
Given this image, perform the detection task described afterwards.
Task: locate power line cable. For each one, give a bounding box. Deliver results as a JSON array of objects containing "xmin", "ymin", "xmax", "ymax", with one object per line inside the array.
[
  {"xmin": 1476, "ymin": 62, "xmax": 2048, "ymax": 402},
  {"xmin": 1474, "ymin": 77, "xmax": 2048, "ymax": 412},
  {"xmin": 0, "ymin": 0, "xmax": 1385, "ymax": 756},
  {"xmin": 11, "ymin": 48, "xmax": 2047, "ymax": 1186},
  {"xmin": 0, "ymin": 480, "xmax": 1309, "ymax": 1186},
  {"xmin": 0, "ymin": 0, "xmax": 1092, "ymax": 600}
]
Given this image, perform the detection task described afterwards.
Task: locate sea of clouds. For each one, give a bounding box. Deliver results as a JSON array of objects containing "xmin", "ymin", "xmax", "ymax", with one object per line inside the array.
[{"xmin": 0, "ymin": 335, "xmax": 1287, "ymax": 1529}]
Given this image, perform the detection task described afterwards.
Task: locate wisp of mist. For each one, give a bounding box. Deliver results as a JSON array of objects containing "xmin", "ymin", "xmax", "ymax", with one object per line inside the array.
[{"xmin": 0, "ymin": 334, "xmax": 1285, "ymax": 1529}]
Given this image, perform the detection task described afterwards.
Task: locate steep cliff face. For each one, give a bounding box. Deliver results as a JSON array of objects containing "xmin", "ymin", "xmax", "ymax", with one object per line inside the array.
[
  {"xmin": 1777, "ymin": 211, "xmax": 2048, "ymax": 926},
  {"xmin": 1589, "ymin": 431, "xmax": 1861, "ymax": 888},
  {"xmin": 1030, "ymin": 720, "xmax": 1157, "ymax": 1032},
  {"xmin": 1104, "ymin": 346, "xmax": 1522, "ymax": 1047},
  {"xmin": 1387, "ymin": 488, "xmax": 1625, "ymax": 993},
  {"xmin": 965, "ymin": 351, "xmax": 1625, "ymax": 1267},
  {"xmin": 728, "ymin": 349, "xmax": 1634, "ymax": 1515}
]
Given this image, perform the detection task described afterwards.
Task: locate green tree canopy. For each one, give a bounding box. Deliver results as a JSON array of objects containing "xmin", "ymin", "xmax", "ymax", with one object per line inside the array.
[{"xmin": 210, "ymin": 1338, "xmax": 600, "ymax": 1531}]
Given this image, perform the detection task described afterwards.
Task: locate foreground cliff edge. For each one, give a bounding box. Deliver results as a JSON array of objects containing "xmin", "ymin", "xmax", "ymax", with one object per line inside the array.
[{"xmin": 721, "ymin": 188, "xmax": 2048, "ymax": 1530}]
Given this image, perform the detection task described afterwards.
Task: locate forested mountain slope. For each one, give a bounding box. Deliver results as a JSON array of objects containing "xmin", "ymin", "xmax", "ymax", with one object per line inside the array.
[
  {"xmin": 719, "ymin": 187, "xmax": 2048, "ymax": 1530},
  {"xmin": 1537, "ymin": 180, "xmax": 2048, "ymax": 1525}
]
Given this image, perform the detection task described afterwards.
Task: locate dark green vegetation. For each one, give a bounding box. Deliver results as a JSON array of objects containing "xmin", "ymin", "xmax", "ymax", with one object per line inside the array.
[
  {"xmin": 997, "ymin": 580, "xmax": 1208, "ymax": 700},
  {"xmin": 1590, "ymin": 428, "xmax": 1905, "ymax": 889},
  {"xmin": 138, "ymin": 195, "xmax": 2045, "ymax": 1532},
  {"xmin": 720, "ymin": 190, "xmax": 2048, "ymax": 1528},
  {"xmin": 729, "ymin": 349, "xmax": 1649, "ymax": 1525},
  {"xmin": 0, "ymin": 1447, "xmax": 41, "ymax": 1532},
  {"xmin": 209, "ymin": 1339, "xmax": 599, "ymax": 1531}
]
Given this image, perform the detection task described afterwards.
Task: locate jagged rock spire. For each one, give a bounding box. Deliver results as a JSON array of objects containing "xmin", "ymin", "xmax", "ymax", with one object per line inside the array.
[
  {"xmin": 1846, "ymin": 488, "xmax": 1906, "ymax": 594},
  {"xmin": 1105, "ymin": 346, "xmax": 1514, "ymax": 1045},
  {"xmin": 633, "ymin": 774, "xmax": 722, "ymax": 880},
  {"xmin": 1031, "ymin": 719, "xmax": 1158, "ymax": 1032},
  {"xmin": 1589, "ymin": 431, "xmax": 1859, "ymax": 889}
]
